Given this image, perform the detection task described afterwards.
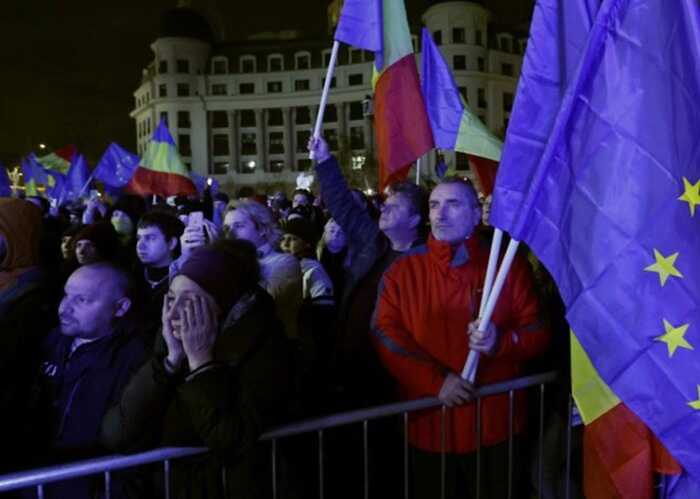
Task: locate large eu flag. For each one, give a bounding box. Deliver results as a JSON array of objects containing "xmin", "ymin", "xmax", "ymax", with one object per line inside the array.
[{"xmin": 490, "ymin": 0, "xmax": 700, "ymax": 485}]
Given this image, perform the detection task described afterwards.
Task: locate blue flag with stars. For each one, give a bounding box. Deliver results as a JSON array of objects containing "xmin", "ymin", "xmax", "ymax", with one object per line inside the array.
[
  {"xmin": 490, "ymin": 0, "xmax": 700, "ymax": 483},
  {"xmin": 93, "ymin": 143, "xmax": 139, "ymax": 192}
]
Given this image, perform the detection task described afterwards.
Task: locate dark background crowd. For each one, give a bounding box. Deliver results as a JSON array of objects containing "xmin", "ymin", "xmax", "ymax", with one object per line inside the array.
[{"xmin": 0, "ymin": 137, "xmax": 576, "ymax": 499}]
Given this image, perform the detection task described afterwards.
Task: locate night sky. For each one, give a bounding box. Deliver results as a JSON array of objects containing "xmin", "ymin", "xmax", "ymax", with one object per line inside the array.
[{"xmin": 0, "ymin": 0, "xmax": 533, "ymax": 165}]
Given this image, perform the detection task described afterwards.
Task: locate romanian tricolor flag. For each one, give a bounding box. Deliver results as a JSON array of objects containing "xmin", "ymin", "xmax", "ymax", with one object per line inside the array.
[
  {"xmin": 36, "ymin": 144, "xmax": 77, "ymax": 175},
  {"xmin": 420, "ymin": 27, "xmax": 502, "ymax": 194},
  {"xmin": 126, "ymin": 118, "xmax": 196, "ymax": 197},
  {"xmin": 334, "ymin": 0, "xmax": 434, "ymax": 190},
  {"xmin": 490, "ymin": 0, "xmax": 700, "ymax": 496}
]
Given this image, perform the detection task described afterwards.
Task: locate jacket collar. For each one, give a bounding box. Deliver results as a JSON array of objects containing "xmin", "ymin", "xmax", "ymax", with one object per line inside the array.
[{"xmin": 427, "ymin": 234, "xmax": 477, "ymax": 270}]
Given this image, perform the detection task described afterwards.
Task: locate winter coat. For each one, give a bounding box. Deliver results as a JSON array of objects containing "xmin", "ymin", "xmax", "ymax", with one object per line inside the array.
[
  {"xmin": 371, "ymin": 235, "xmax": 551, "ymax": 453},
  {"xmin": 101, "ymin": 287, "xmax": 291, "ymax": 499}
]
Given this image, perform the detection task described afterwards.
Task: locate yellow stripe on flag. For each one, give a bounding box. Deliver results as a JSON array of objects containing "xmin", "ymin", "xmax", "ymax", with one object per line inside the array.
[{"xmin": 571, "ymin": 331, "xmax": 620, "ymax": 424}]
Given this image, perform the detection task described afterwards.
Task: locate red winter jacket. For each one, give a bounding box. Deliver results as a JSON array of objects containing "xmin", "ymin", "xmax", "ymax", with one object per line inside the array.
[{"xmin": 371, "ymin": 234, "xmax": 550, "ymax": 453}]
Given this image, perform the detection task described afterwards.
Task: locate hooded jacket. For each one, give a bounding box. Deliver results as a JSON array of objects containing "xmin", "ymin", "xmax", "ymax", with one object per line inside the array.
[{"xmin": 371, "ymin": 235, "xmax": 551, "ymax": 453}]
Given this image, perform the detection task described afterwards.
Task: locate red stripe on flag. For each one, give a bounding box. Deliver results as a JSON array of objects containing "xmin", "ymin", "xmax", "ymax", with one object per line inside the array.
[
  {"xmin": 374, "ymin": 54, "xmax": 434, "ymax": 191},
  {"xmin": 126, "ymin": 167, "xmax": 196, "ymax": 197},
  {"xmin": 468, "ymin": 155, "xmax": 498, "ymax": 196},
  {"xmin": 583, "ymin": 403, "xmax": 681, "ymax": 499}
]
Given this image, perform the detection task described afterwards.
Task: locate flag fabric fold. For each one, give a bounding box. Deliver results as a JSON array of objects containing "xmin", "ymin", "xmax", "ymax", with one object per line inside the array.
[
  {"xmin": 491, "ymin": 0, "xmax": 700, "ymax": 496},
  {"xmin": 94, "ymin": 143, "xmax": 139, "ymax": 192},
  {"xmin": 126, "ymin": 119, "xmax": 196, "ymax": 197},
  {"xmin": 62, "ymin": 153, "xmax": 91, "ymax": 201},
  {"xmin": 335, "ymin": 0, "xmax": 434, "ymax": 190}
]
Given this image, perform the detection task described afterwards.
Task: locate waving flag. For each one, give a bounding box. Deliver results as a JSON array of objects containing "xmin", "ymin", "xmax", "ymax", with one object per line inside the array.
[
  {"xmin": 126, "ymin": 119, "xmax": 196, "ymax": 197},
  {"xmin": 0, "ymin": 162, "xmax": 12, "ymax": 197},
  {"xmin": 335, "ymin": 0, "xmax": 433, "ymax": 190},
  {"xmin": 490, "ymin": 0, "xmax": 700, "ymax": 496},
  {"xmin": 60, "ymin": 153, "xmax": 91, "ymax": 201},
  {"xmin": 93, "ymin": 143, "xmax": 139, "ymax": 192},
  {"xmin": 20, "ymin": 155, "xmax": 48, "ymax": 196},
  {"xmin": 36, "ymin": 144, "xmax": 77, "ymax": 174}
]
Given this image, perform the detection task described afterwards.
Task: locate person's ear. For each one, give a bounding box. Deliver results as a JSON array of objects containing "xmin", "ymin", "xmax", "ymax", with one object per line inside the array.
[
  {"xmin": 168, "ymin": 237, "xmax": 178, "ymax": 252},
  {"xmin": 114, "ymin": 297, "xmax": 132, "ymax": 318}
]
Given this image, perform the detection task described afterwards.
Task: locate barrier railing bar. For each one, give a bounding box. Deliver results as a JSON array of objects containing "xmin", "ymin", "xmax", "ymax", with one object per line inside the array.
[
  {"xmin": 440, "ymin": 405, "xmax": 446, "ymax": 499},
  {"xmin": 164, "ymin": 459, "xmax": 171, "ymax": 499},
  {"xmin": 538, "ymin": 384, "xmax": 545, "ymax": 499},
  {"xmin": 0, "ymin": 447, "xmax": 206, "ymax": 492},
  {"xmin": 363, "ymin": 419, "xmax": 369, "ymax": 499},
  {"xmin": 507, "ymin": 389, "xmax": 514, "ymax": 499},
  {"xmin": 261, "ymin": 371, "xmax": 558, "ymax": 440},
  {"xmin": 476, "ymin": 397, "xmax": 482, "ymax": 499},
  {"xmin": 403, "ymin": 411, "xmax": 409, "ymax": 499},
  {"xmin": 104, "ymin": 470, "xmax": 111, "ymax": 499},
  {"xmin": 0, "ymin": 371, "xmax": 559, "ymax": 494}
]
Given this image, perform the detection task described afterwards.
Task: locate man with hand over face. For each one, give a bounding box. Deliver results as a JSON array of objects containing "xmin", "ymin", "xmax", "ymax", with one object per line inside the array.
[{"xmin": 102, "ymin": 240, "xmax": 291, "ymax": 499}]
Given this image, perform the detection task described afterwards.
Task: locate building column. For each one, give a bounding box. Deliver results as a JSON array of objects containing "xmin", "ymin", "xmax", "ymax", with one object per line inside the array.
[
  {"xmin": 255, "ymin": 108, "xmax": 266, "ymax": 173},
  {"xmin": 229, "ymin": 110, "xmax": 238, "ymax": 177},
  {"xmin": 284, "ymin": 107, "xmax": 294, "ymax": 172}
]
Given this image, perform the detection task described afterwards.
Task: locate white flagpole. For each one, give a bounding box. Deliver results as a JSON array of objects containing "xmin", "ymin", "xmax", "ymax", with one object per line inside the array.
[
  {"xmin": 416, "ymin": 157, "xmax": 422, "ymax": 185},
  {"xmin": 77, "ymin": 172, "xmax": 95, "ymax": 199},
  {"xmin": 462, "ymin": 237, "xmax": 520, "ymax": 383},
  {"xmin": 310, "ymin": 41, "xmax": 341, "ymax": 159}
]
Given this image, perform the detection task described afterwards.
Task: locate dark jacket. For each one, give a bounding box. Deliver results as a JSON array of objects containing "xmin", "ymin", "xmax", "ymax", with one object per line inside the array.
[
  {"xmin": 28, "ymin": 326, "xmax": 147, "ymax": 498},
  {"xmin": 101, "ymin": 287, "xmax": 291, "ymax": 499}
]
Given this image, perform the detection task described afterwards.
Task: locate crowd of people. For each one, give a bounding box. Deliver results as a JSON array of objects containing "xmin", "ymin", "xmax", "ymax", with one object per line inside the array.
[{"xmin": 0, "ymin": 137, "xmax": 574, "ymax": 499}]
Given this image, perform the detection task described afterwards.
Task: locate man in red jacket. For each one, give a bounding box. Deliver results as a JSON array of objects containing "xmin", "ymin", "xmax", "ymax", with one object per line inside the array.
[{"xmin": 371, "ymin": 178, "xmax": 550, "ymax": 498}]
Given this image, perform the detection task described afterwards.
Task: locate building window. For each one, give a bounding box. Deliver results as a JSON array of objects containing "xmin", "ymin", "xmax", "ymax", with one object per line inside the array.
[
  {"xmin": 267, "ymin": 109, "xmax": 284, "ymax": 126},
  {"xmin": 456, "ymin": 152, "xmax": 469, "ymax": 171},
  {"xmin": 500, "ymin": 37, "xmax": 512, "ymax": 53},
  {"xmin": 240, "ymin": 55, "xmax": 256, "ymax": 73},
  {"xmin": 432, "ymin": 30, "xmax": 442, "ymax": 45},
  {"xmin": 213, "ymin": 134, "xmax": 230, "ymax": 156},
  {"xmin": 240, "ymin": 160, "xmax": 256, "ymax": 174},
  {"xmin": 503, "ymin": 92, "xmax": 514, "ymax": 112},
  {"xmin": 475, "ymin": 30, "xmax": 484, "ymax": 46},
  {"xmin": 210, "ymin": 111, "xmax": 228, "ymax": 128},
  {"xmin": 160, "ymin": 112, "xmax": 169, "ymax": 126},
  {"xmin": 268, "ymin": 54, "xmax": 283, "ymax": 72},
  {"xmin": 322, "ymin": 49, "xmax": 332, "ymax": 67},
  {"xmin": 212, "ymin": 162, "xmax": 229, "ymax": 174},
  {"xmin": 458, "ymin": 86, "xmax": 468, "ymax": 103},
  {"xmin": 477, "ymin": 57, "xmax": 485, "ymax": 72},
  {"xmin": 295, "ymin": 107, "xmax": 311, "ymax": 125},
  {"xmin": 501, "ymin": 63, "xmax": 514, "ymax": 77},
  {"xmin": 325, "ymin": 129, "xmax": 339, "ymax": 150},
  {"xmin": 184, "ymin": 162, "xmax": 192, "ymax": 172},
  {"xmin": 212, "ymin": 58, "xmax": 228, "ymax": 74},
  {"xmin": 239, "ymin": 83, "xmax": 255, "ymax": 94},
  {"xmin": 177, "ymin": 83, "xmax": 190, "ymax": 97},
  {"xmin": 321, "ymin": 76, "xmax": 336, "ymax": 88},
  {"xmin": 411, "ymin": 34, "xmax": 418, "ymax": 52},
  {"xmin": 158, "ymin": 60, "xmax": 168, "ymax": 74},
  {"xmin": 478, "ymin": 113, "xmax": 486, "ymax": 124},
  {"xmin": 212, "ymin": 83, "xmax": 227, "ymax": 95},
  {"xmin": 240, "ymin": 110, "xmax": 256, "ymax": 127},
  {"xmin": 178, "ymin": 134, "xmax": 191, "ymax": 156},
  {"xmin": 269, "ymin": 160, "xmax": 284, "ymax": 172},
  {"xmin": 296, "ymin": 130, "xmax": 311, "ymax": 153},
  {"xmin": 349, "ymin": 48, "xmax": 363, "ymax": 64},
  {"xmin": 452, "ymin": 27, "xmax": 465, "ymax": 43},
  {"xmin": 295, "ymin": 52, "xmax": 311, "ymax": 70},
  {"xmin": 323, "ymin": 104, "xmax": 337, "ymax": 123},
  {"xmin": 348, "ymin": 73, "xmax": 364, "ymax": 86},
  {"xmin": 294, "ymin": 79, "xmax": 310, "ymax": 91},
  {"xmin": 176, "ymin": 59, "xmax": 189, "ymax": 74},
  {"xmin": 478, "ymin": 88, "xmax": 487, "ymax": 108},
  {"xmin": 267, "ymin": 81, "xmax": 283, "ymax": 93},
  {"xmin": 453, "ymin": 55, "xmax": 467, "ymax": 70},
  {"xmin": 177, "ymin": 111, "xmax": 191, "ymax": 128},
  {"xmin": 268, "ymin": 132, "xmax": 285, "ymax": 154},
  {"xmin": 159, "ymin": 84, "xmax": 167, "ymax": 97},
  {"xmin": 349, "ymin": 101, "xmax": 364, "ymax": 120},
  {"xmin": 297, "ymin": 159, "xmax": 312, "ymax": 171},
  {"xmin": 350, "ymin": 127, "xmax": 365, "ymax": 149},
  {"xmin": 241, "ymin": 133, "xmax": 257, "ymax": 155}
]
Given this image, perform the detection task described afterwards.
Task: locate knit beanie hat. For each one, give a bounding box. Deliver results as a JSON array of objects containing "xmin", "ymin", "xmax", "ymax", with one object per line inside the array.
[
  {"xmin": 178, "ymin": 240, "xmax": 260, "ymax": 316},
  {"xmin": 74, "ymin": 222, "xmax": 121, "ymax": 261},
  {"xmin": 283, "ymin": 217, "xmax": 319, "ymax": 247}
]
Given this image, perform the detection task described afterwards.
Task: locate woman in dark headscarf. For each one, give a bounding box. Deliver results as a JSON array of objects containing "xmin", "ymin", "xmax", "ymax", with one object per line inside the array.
[{"xmin": 102, "ymin": 239, "xmax": 291, "ymax": 499}]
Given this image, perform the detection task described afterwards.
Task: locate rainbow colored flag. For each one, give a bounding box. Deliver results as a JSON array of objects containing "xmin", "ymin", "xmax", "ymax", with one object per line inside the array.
[
  {"xmin": 335, "ymin": 0, "xmax": 434, "ymax": 190},
  {"xmin": 126, "ymin": 118, "xmax": 196, "ymax": 197},
  {"xmin": 36, "ymin": 144, "xmax": 77, "ymax": 175}
]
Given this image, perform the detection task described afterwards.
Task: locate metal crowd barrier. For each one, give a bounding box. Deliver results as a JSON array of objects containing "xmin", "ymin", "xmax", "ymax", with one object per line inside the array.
[{"xmin": 0, "ymin": 370, "xmax": 566, "ymax": 499}]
